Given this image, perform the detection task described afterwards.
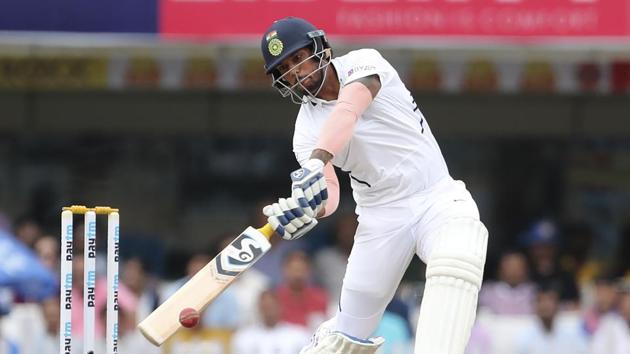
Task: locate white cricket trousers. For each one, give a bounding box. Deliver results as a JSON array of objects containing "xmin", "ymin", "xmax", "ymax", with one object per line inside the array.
[{"xmin": 335, "ymin": 176, "xmax": 481, "ymax": 338}]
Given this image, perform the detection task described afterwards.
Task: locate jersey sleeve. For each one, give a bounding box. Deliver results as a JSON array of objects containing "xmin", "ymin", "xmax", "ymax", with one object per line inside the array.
[{"xmin": 338, "ymin": 49, "xmax": 393, "ymax": 88}]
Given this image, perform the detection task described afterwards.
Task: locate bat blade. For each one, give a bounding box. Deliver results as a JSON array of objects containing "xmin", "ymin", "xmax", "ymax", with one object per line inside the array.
[{"xmin": 138, "ymin": 224, "xmax": 273, "ymax": 346}]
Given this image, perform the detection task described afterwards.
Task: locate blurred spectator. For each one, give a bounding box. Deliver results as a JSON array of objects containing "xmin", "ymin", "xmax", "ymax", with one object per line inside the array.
[
  {"xmin": 0, "ymin": 287, "xmax": 19, "ymax": 354},
  {"xmin": 161, "ymin": 252, "xmax": 241, "ymax": 329},
  {"xmin": 121, "ymin": 257, "xmax": 160, "ymax": 323},
  {"xmin": 611, "ymin": 225, "xmax": 630, "ymax": 279},
  {"xmin": 0, "ymin": 287, "xmax": 12, "ymax": 317},
  {"xmin": 12, "ymin": 215, "xmax": 43, "ymax": 249},
  {"xmin": 231, "ymin": 290, "xmax": 310, "ymax": 354},
  {"xmin": 70, "ymin": 254, "xmax": 137, "ymax": 339},
  {"xmin": 0, "ymin": 229, "xmax": 56, "ymax": 303},
  {"xmin": 589, "ymin": 280, "xmax": 630, "ymax": 354},
  {"xmin": 479, "ymin": 251, "xmax": 536, "ymax": 315},
  {"xmin": 559, "ymin": 223, "xmax": 599, "ymax": 287},
  {"xmin": 373, "ymin": 311, "xmax": 412, "ymax": 354},
  {"xmin": 385, "ymin": 295, "xmax": 413, "ymax": 337},
  {"xmin": 71, "ymin": 222, "xmax": 85, "ymax": 255},
  {"xmin": 70, "ymin": 252, "xmax": 86, "ymax": 339},
  {"xmin": 0, "ymin": 211, "xmax": 10, "ymax": 232},
  {"xmin": 34, "ymin": 235, "xmax": 59, "ymax": 274},
  {"xmin": 255, "ymin": 233, "xmax": 308, "ymax": 286},
  {"xmin": 0, "ymin": 334, "xmax": 19, "ymax": 354},
  {"xmin": 313, "ymin": 213, "xmax": 356, "ymax": 305},
  {"xmin": 521, "ymin": 220, "xmax": 580, "ymax": 309},
  {"xmin": 276, "ymin": 250, "xmax": 327, "ymax": 331},
  {"xmin": 216, "ymin": 234, "xmax": 270, "ymax": 326},
  {"xmin": 582, "ymin": 276, "xmax": 619, "ymax": 335},
  {"xmin": 515, "ymin": 285, "xmax": 588, "ymax": 354},
  {"xmin": 465, "ymin": 320, "xmax": 493, "ymax": 354},
  {"xmin": 94, "ymin": 278, "xmax": 160, "ymax": 354},
  {"xmin": 33, "ymin": 297, "xmax": 59, "ymax": 354}
]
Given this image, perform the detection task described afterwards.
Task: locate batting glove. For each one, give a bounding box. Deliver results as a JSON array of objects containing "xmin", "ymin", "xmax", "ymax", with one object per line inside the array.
[
  {"xmin": 263, "ymin": 197, "xmax": 318, "ymax": 240},
  {"xmin": 290, "ymin": 159, "xmax": 328, "ymax": 218}
]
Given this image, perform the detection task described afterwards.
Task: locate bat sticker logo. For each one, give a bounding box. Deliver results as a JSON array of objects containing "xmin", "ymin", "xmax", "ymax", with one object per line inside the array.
[{"xmin": 216, "ymin": 234, "xmax": 264, "ymax": 276}]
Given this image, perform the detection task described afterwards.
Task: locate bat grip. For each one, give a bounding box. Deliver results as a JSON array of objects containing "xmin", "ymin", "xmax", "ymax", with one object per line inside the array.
[{"xmin": 258, "ymin": 223, "xmax": 274, "ymax": 240}]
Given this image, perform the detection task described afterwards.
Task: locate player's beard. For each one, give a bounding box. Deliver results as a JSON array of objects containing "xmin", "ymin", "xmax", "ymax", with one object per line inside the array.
[
  {"xmin": 298, "ymin": 70, "xmax": 322, "ymax": 94},
  {"xmin": 296, "ymin": 65, "xmax": 326, "ymax": 99}
]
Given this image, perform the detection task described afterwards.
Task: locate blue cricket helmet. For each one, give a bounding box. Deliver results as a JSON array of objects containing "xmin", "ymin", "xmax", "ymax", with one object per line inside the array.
[{"xmin": 261, "ymin": 17, "xmax": 330, "ymax": 75}]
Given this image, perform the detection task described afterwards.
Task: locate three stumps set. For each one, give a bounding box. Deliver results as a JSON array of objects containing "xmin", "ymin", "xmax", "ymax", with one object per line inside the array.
[{"xmin": 60, "ymin": 205, "xmax": 120, "ymax": 354}]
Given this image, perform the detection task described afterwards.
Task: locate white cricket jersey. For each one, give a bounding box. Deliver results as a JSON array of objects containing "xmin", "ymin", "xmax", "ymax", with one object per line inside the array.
[{"xmin": 293, "ymin": 48, "xmax": 449, "ymax": 208}]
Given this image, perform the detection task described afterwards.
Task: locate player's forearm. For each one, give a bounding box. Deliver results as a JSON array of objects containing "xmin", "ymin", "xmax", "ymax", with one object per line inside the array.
[
  {"xmin": 319, "ymin": 163, "xmax": 339, "ymax": 218},
  {"xmin": 313, "ymin": 104, "xmax": 358, "ymax": 159},
  {"xmin": 314, "ymin": 81, "xmax": 374, "ymax": 159}
]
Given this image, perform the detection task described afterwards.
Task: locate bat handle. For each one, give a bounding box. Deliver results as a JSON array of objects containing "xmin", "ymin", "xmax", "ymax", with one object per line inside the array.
[{"xmin": 258, "ymin": 223, "xmax": 274, "ymax": 240}]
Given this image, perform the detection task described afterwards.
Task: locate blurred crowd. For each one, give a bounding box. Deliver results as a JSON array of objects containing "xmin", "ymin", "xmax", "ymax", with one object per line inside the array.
[{"xmin": 0, "ymin": 205, "xmax": 629, "ymax": 354}]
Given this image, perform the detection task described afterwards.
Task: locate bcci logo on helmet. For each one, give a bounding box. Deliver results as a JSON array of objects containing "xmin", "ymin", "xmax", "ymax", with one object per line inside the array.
[
  {"xmin": 265, "ymin": 30, "xmax": 284, "ymax": 56},
  {"xmin": 268, "ymin": 38, "xmax": 283, "ymax": 56}
]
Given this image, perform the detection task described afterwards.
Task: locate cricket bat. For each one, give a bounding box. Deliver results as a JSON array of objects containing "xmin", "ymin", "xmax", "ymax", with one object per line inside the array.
[{"xmin": 138, "ymin": 223, "xmax": 275, "ymax": 346}]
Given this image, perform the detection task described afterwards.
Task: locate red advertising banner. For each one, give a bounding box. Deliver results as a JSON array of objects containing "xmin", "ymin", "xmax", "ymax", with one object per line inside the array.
[{"xmin": 161, "ymin": 0, "xmax": 630, "ymax": 40}]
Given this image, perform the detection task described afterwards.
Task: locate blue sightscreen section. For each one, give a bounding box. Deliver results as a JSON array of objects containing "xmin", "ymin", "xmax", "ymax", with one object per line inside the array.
[{"xmin": 0, "ymin": 0, "xmax": 157, "ymax": 33}]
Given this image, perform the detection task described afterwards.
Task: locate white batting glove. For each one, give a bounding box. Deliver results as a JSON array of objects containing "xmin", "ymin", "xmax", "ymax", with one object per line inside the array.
[
  {"xmin": 263, "ymin": 197, "xmax": 318, "ymax": 240},
  {"xmin": 290, "ymin": 159, "xmax": 328, "ymax": 218}
]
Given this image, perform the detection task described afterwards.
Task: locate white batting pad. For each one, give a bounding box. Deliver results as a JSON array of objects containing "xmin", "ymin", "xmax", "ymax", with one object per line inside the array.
[{"xmin": 415, "ymin": 218, "xmax": 488, "ymax": 354}]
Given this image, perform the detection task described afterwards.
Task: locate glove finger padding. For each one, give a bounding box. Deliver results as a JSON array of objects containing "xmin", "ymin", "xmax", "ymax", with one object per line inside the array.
[
  {"xmin": 309, "ymin": 177, "xmax": 322, "ymax": 206},
  {"xmin": 300, "ymin": 183, "xmax": 318, "ymax": 211},
  {"xmin": 305, "ymin": 179, "xmax": 326, "ymax": 216},
  {"xmin": 275, "ymin": 202, "xmax": 299, "ymax": 233},
  {"xmin": 293, "ymin": 180, "xmax": 326, "ymax": 215},
  {"xmin": 286, "ymin": 197, "xmax": 311, "ymax": 224},
  {"xmin": 264, "ymin": 204, "xmax": 295, "ymax": 236},
  {"xmin": 263, "ymin": 197, "xmax": 318, "ymax": 240},
  {"xmin": 278, "ymin": 198, "xmax": 305, "ymax": 229},
  {"xmin": 292, "ymin": 188, "xmax": 316, "ymax": 218},
  {"xmin": 318, "ymin": 178, "xmax": 328, "ymax": 211}
]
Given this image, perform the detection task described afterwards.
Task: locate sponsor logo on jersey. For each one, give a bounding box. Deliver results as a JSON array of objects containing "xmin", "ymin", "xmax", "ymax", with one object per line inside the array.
[{"xmin": 348, "ymin": 65, "xmax": 376, "ymax": 77}]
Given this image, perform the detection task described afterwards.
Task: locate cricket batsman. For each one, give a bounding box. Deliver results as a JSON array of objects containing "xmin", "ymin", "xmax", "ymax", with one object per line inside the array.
[{"xmin": 260, "ymin": 17, "xmax": 488, "ymax": 354}]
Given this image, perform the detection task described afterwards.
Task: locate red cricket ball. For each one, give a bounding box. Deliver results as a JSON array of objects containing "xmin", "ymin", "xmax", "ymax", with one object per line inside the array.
[{"xmin": 179, "ymin": 307, "xmax": 200, "ymax": 328}]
